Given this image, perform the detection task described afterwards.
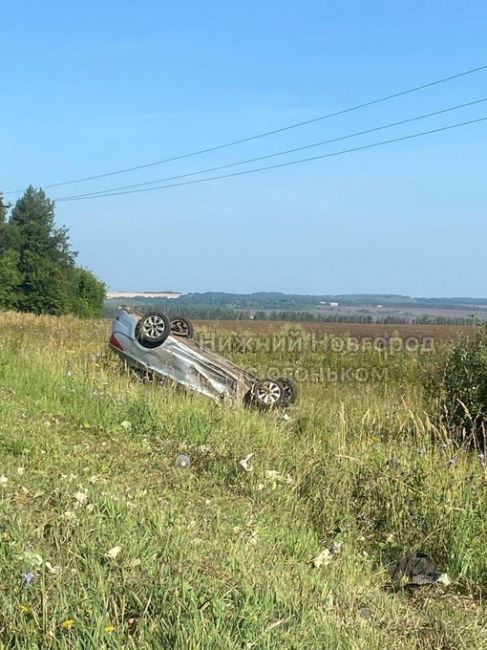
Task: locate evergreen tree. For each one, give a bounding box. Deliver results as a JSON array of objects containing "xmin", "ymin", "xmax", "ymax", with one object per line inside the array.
[
  {"xmin": 0, "ymin": 186, "xmax": 105, "ymax": 316},
  {"xmin": 0, "ymin": 249, "xmax": 21, "ymax": 310},
  {"xmin": 0, "ymin": 193, "xmax": 10, "ymax": 253},
  {"xmin": 8, "ymin": 187, "xmax": 75, "ymax": 314}
]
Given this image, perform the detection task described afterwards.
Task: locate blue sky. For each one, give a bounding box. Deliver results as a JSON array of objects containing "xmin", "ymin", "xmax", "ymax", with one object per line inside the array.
[{"xmin": 1, "ymin": 1, "xmax": 486, "ymax": 296}]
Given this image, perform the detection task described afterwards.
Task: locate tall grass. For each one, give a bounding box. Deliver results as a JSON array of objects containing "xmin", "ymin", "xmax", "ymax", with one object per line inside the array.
[{"xmin": 0, "ymin": 311, "xmax": 486, "ymax": 648}]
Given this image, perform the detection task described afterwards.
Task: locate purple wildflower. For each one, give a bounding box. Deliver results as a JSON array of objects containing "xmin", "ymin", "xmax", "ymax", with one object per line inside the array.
[{"xmin": 21, "ymin": 572, "xmax": 36, "ymax": 585}]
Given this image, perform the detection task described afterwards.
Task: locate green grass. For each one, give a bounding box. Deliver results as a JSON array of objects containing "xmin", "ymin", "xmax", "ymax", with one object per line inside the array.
[{"xmin": 1, "ymin": 312, "xmax": 487, "ymax": 648}]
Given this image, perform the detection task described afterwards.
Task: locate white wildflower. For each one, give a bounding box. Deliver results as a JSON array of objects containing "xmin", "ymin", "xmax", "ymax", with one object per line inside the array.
[
  {"xmin": 311, "ymin": 542, "xmax": 342, "ymax": 568},
  {"xmin": 63, "ymin": 510, "xmax": 78, "ymax": 521},
  {"xmin": 0, "ymin": 475, "xmax": 8, "ymax": 486},
  {"xmin": 73, "ymin": 491, "xmax": 88, "ymax": 506},
  {"xmin": 104, "ymin": 546, "xmax": 122, "ymax": 561},
  {"xmin": 45, "ymin": 561, "xmax": 61, "ymax": 575},
  {"xmin": 264, "ymin": 469, "xmax": 294, "ymax": 487},
  {"xmin": 311, "ymin": 548, "xmax": 333, "ymax": 568},
  {"xmin": 331, "ymin": 541, "xmax": 342, "ymax": 555}
]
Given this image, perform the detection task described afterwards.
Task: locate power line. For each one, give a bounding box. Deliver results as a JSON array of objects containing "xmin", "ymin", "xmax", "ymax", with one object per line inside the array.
[
  {"xmin": 6, "ymin": 62, "xmax": 487, "ymax": 195},
  {"xmin": 58, "ymin": 97, "xmax": 487, "ymax": 200},
  {"xmin": 55, "ymin": 115, "xmax": 487, "ymax": 202}
]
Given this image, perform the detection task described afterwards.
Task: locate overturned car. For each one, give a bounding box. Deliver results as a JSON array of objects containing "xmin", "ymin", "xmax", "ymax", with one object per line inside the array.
[{"xmin": 109, "ymin": 307, "xmax": 297, "ymax": 409}]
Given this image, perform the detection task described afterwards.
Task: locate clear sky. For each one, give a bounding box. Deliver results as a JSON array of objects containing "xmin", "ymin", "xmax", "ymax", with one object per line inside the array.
[{"xmin": 1, "ymin": 1, "xmax": 486, "ymax": 296}]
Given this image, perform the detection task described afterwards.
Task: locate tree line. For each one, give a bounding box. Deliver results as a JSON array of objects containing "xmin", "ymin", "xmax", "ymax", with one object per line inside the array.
[
  {"xmin": 103, "ymin": 302, "xmax": 476, "ymax": 326},
  {"xmin": 0, "ymin": 186, "xmax": 105, "ymax": 316}
]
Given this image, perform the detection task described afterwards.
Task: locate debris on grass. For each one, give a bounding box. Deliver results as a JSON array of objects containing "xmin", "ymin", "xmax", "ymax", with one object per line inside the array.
[
  {"xmin": 175, "ymin": 454, "xmax": 191, "ymax": 468},
  {"xmin": 239, "ymin": 453, "xmax": 254, "ymax": 473},
  {"xmin": 386, "ymin": 553, "xmax": 450, "ymax": 588}
]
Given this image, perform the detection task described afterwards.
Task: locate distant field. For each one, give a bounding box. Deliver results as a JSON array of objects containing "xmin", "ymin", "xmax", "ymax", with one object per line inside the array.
[{"xmin": 195, "ymin": 319, "xmax": 474, "ymax": 342}]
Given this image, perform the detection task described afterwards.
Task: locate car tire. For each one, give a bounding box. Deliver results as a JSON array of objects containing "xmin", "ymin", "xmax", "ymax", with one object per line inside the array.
[
  {"xmin": 253, "ymin": 379, "xmax": 284, "ymax": 409},
  {"xmin": 170, "ymin": 317, "xmax": 194, "ymax": 338},
  {"xmin": 136, "ymin": 312, "xmax": 171, "ymax": 348},
  {"xmin": 276, "ymin": 377, "xmax": 298, "ymax": 406}
]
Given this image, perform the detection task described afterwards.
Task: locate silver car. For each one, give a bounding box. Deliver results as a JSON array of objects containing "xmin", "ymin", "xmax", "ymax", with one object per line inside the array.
[{"xmin": 109, "ymin": 307, "xmax": 297, "ymax": 409}]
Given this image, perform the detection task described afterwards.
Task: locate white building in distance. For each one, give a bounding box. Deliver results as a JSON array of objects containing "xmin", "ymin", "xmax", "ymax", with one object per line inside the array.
[{"xmin": 106, "ymin": 291, "xmax": 181, "ymax": 299}]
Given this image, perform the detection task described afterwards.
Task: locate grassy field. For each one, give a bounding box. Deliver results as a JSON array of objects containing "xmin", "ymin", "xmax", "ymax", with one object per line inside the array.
[{"xmin": 1, "ymin": 312, "xmax": 487, "ymax": 648}]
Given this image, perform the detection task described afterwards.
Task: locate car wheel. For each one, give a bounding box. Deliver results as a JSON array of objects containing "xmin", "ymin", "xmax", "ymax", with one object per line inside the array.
[
  {"xmin": 136, "ymin": 312, "xmax": 171, "ymax": 348},
  {"xmin": 276, "ymin": 377, "xmax": 298, "ymax": 406},
  {"xmin": 170, "ymin": 317, "xmax": 194, "ymax": 338},
  {"xmin": 253, "ymin": 379, "xmax": 284, "ymax": 409}
]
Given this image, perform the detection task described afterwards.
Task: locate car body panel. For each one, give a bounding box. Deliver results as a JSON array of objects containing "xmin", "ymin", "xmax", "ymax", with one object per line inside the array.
[{"xmin": 110, "ymin": 307, "xmax": 258, "ymax": 403}]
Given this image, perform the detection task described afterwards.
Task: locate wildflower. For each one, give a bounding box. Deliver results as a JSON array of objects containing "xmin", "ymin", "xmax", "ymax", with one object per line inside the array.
[
  {"xmin": 239, "ymin": 453, "xmax": 254, "ymax": 473},
  {"xmin": 104, "ymin": 546, "xmax": 122, "ymax": 560},
  {"xmin": 61, "ymin": 619, "xmax": 75, "ymax": 630},
  {"xmin": 311, "ymin": 542, "xmax": 342, "ymax": 568},
  {"xmin": 63, "ymin": 510, "xmax": 78, "ymax": 521},
  {"xmin": 21, "ymin": 572, "xmax": 36, "ymax": 585},
  {"xmin": 479, "ymin": 453, "xmax": 486, "ymax": 467},
  {"xmin": 19, "ymin": 604, "xmax": 31, "ymax": 613},
  {"xmin": 73, "ymin": 491, "xmax": 88, "ymax": 506},
  {"xmin": 104, "ymin": 624, "xmax": 115, "ymax": 634},
  {"xmin": 45, "ymin": 561, "xmax": 61, "ymax": 575},
  {"xmin": 120, "ymin": 420, "xmax": 132, "ymax": 431},
  {"xmin": 24, "ymin": 551, "xmax": 43, "ymax": 567},
  {"xmin": 17, "ymin": 467, "xmax": 25, "ymax": 476},
  {"xmin": 0, "ymin": 475, "xmax": 8, "ymax": 487},
  {"xmin": 311, "ymin": 548, "xmax": 333, "ymax": 568},
  {"xmin": 265, "ymin": 469, "xmax": 293, "ymax": 485}
]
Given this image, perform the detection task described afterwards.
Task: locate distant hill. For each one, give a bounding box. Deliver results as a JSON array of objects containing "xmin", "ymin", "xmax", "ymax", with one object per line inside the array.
[
  {"xmin": 104, "ymin": 291, "xmax": 487, "ymax": 325},
  {"xmin": 105, "ymin": 291, "xmax": 487, "ymax": 311}
]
